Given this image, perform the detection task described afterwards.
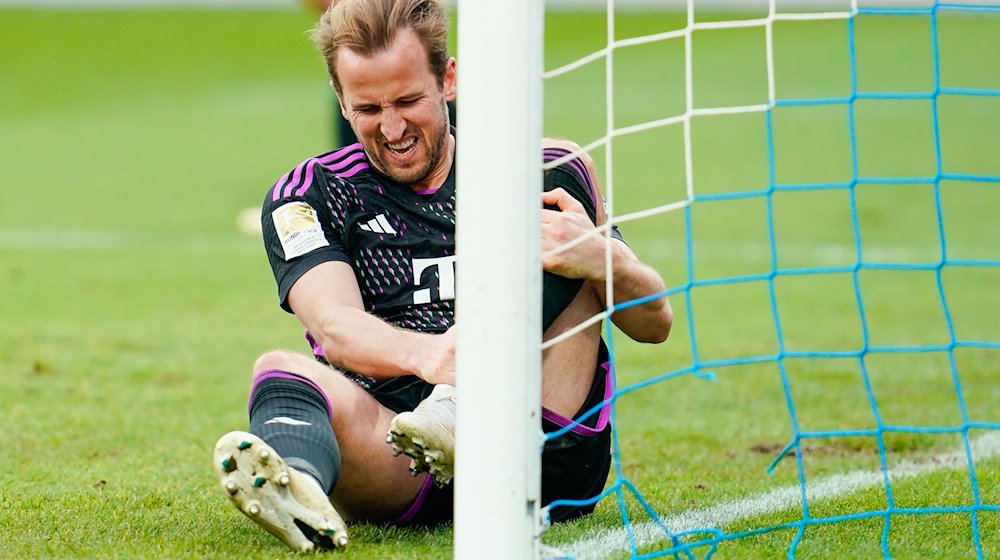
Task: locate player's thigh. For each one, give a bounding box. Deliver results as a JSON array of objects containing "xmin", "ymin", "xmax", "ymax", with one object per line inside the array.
[
  {"xmin": 541, "ymin": 285, "xmax": 602, "ymax": 418},
  {"xmin": 328, "ymin": 391, "xmax": 429, "ymax": 522}
]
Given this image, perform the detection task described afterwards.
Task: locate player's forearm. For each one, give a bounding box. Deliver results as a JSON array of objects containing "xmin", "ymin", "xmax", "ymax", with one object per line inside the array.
[
  {"xmin": 593, "ymin": 243, "xmax": 672, "ymax": 343},
  {"xmin": 311, "ymin": 306, "xmax": 450, "ymax": 381}
]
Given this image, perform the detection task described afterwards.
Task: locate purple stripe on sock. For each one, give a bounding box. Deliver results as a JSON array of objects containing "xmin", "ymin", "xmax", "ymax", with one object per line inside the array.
[
  {"xmin": 541, "ymin": 361, "xmax": 613, "ymax": 437},
  {"xmin": 543, "ymin": 148, "xmax": 576, "ymax": 163},
  {"xmin": 335, "ymin": 162, "xmax": 371, "ymax": 178},
  {"xmin": 389, "ymin": 475, "xmax": 435, "ymax": 526},
  {"xmin": 568, "ymin": 159, "xmax": 598, "ymax": 208},
  {"xmin": 544, "ymin": 148, "xmax": 598, "ymax": 208},
  {"xmin": 248, "ymin": 369, "xmax": 334, "ymax": 421}
]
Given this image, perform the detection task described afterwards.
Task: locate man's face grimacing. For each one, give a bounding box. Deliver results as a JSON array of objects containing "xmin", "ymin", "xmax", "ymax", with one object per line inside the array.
[{"xmin": 336, "ymin": 28, "xmax": 456, "ymax": 192}]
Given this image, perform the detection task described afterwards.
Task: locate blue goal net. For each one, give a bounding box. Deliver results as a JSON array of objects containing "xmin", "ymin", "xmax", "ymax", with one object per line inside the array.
[{"xmin": 542, "ymin": 3, "xmax": 1000, "ymax": 558}]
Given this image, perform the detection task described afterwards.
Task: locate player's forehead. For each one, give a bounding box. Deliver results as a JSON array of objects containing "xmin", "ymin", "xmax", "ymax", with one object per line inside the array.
[{"xmin": 336, "ymin": 28, "xmax": 437, "ymax": 105}]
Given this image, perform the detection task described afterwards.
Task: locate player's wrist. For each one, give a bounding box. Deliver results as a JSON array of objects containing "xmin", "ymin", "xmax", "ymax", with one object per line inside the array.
[{"xmin": 404, "ymin": 331, "xmax": 451, "ymax": 381}]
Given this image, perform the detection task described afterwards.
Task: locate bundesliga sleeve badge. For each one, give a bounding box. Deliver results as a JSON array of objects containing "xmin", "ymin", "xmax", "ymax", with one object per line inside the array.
[{"xmin": 271, "ymin": 201, "xmax": 330, "ymax": 260}]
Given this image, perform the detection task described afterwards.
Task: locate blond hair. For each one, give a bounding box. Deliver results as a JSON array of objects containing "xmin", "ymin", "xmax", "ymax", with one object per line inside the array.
[{"xmin": 312, "ymin": 0, "xmax": 451, "ymax": 96}]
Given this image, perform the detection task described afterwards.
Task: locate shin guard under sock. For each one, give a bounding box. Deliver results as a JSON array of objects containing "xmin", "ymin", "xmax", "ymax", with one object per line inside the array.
[{"xmin": 248, "ymin": 371, "xmax": 341, "ymax": 494}]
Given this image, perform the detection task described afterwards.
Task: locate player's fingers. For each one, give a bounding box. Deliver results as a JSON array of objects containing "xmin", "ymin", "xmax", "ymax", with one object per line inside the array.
[
  {"xmin": 542, "ymin": 188, "xmax": 586, "ymax": 214},
  {"xmin": 540, "ymin": 207, "xmax": 561, "ymax": 223}
]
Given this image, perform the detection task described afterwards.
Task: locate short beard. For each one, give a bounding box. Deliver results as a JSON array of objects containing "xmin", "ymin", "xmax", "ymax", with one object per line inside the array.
[{"xmin": 364, "ymin": 100, "xmax": 450, "ymax": 186}]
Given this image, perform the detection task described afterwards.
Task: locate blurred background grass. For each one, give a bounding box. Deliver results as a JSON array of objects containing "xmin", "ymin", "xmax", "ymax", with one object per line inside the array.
[{"xmin": 0, "ymin": 4, "xmax": 997, "ymax": 559}]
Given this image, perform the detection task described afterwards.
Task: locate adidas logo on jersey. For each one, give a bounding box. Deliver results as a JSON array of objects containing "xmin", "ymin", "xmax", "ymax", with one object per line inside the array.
[{"xmin": 359, "ymin": 214, "xmax": 398, "ymax": 235}]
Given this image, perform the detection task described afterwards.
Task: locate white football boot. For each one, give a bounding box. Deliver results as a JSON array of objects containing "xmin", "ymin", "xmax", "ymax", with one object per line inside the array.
[
  {"xmin": 386, "ymin": 383, "xmax": 456, "ymax": 487},
  {"xmin": 213, "ymin": 431, "xmax": 348, "ymax": 552}
]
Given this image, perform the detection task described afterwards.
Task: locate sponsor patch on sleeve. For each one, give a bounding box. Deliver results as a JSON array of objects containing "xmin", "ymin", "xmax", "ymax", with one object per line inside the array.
[{"xmin": 271, "ymin": 201, "xmax": 329, "ymax": 260}]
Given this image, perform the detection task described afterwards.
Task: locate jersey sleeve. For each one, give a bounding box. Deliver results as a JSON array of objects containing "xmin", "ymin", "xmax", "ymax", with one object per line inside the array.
[
  {"xmin": 262, "ymin": 158, "xmax": 350, "ymax": 312},
  {"xmin": 542, "ymin": 148, "xmax": 624, "ymax": 242}
]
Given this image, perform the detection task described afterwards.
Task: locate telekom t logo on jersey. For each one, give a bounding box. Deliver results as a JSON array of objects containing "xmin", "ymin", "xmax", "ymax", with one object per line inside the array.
[{"xmin": 412, "ymin": 255, "xmax": 456, "ymax": 305}]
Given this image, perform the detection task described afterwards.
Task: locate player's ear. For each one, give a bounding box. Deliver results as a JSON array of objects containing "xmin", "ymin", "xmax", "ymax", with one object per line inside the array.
[
  {"xmin": 333, "ymin": 81, "xmax": 349, "ymax": 119},
  {"xmin": 443, "ymin": 57, "xmax": 457, "ymax": 102}
]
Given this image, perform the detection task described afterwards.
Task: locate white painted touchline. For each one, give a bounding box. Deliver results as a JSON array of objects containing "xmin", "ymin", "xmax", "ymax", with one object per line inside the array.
[{"xmin": 548, "ymin": 431, "xmax": 1000, "ymax": 560}]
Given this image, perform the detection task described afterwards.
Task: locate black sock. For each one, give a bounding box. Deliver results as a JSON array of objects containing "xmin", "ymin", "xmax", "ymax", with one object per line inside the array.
[{"xmin": 248, "ymin": 371, "xmax": 341, "ymax": 494}]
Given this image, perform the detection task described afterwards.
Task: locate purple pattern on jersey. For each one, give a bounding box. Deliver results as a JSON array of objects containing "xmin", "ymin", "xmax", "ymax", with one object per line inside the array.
[
  {"xmin": 354, "ymin": 247, "xmax": 413, "ymax": 303},
  {"xmin": 270, "ymin": 157, "xmax": 322, "ymax": 201},
  {"xmin": 392, "ymin": 302, "xmax": 453, "ymax": 331},
  {"xmin": 271, "ymin": 144, "xmax": 371, "ymax": 201},
  {"xmin": 334, "ymin": 161, "xmax": 371, "ymax": 178},
  {"xmin": 324, "ymin": 148, "xmax": 366, "ymax": 169},
  {"xmin": 320, "ymin": 144, "xmax": 371, "ymax": 178},
  {"xmin": 541, "ymin": 360, "xmax": 613, "ymax": 436},
  {"xmin": 269, "ymin": 143, "xmax": 457, "ymax": 333},
  {"xmin": 421, "ymin": 199, "xmax": 456, "ymax": 225},
  {"xmin": 346, "ymin": 181, "xmax": 366, "ymax": 213},
  {"xmin": 544, "ymin": 147, "xmax": 599, "ymax": 209},
  {"xmin": 321, "ymin": 172, "xmax": 376, "ymax": 234}
]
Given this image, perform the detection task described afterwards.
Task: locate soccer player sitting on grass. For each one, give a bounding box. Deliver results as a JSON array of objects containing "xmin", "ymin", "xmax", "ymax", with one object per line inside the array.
[{"xmin": 212, "ymin": 0, "xmax": 672, "ymax": 551}]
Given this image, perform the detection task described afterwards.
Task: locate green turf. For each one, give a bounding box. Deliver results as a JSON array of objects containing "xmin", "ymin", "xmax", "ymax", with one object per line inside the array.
[{"xmin": 1, "ymin": 6, "xmax": 997, "ymax": 559}]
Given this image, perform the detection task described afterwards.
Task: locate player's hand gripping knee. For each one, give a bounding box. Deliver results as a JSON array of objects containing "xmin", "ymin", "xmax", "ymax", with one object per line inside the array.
[{"xmin": 415, "ymin": 327, "xmax": 456, "ymax": 385}]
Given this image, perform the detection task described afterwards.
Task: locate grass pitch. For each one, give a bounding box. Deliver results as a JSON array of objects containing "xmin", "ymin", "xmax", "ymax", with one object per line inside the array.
[{"xmin": 1, "ymin": 6, "xmax": 997, "ymax": 559}]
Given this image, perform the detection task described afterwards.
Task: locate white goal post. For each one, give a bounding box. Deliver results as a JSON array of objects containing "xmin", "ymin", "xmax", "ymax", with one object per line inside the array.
[{"xmin": 454, "ymin": 0, "xmax": 544, "ymax": 558}]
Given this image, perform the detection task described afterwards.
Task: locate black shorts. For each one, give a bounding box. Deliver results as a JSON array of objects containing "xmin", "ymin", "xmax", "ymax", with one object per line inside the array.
[
  {"xmin": 366, "ymin": 374, "xmax": 436, "ymax": 414},
  {"xmin": 388, "ymin": 341, "xmax": 614, "ymax": 527},
  {"xmin": 313, "ymin": 349, "xmax": 433, "ymax": 414},
  {"xmin": 539, "ymin": 340, "xmax": 613, "ymax": 523}
]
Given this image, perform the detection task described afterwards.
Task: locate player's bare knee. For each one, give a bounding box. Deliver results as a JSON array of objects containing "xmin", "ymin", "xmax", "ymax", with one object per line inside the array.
[
  {"xmin": 542, "ymin": 137, "xmax": 577, "ymax": 151},
  {"xmin": 250, "ymin": 350, "xmax": 346, "ymax": 399},
  {"xmin": 252, "ymin": 350, "xmax": 304, "ymax": 378}
]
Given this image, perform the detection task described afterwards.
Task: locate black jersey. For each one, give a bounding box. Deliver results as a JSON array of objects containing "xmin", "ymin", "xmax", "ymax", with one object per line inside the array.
[
  {"xmin": 261, "ymin": 141, "xmax": 621, "ymax": 336},
  {"xmin": 263, "ymin": 142, "xmax": 457, "ymax": 333}
]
